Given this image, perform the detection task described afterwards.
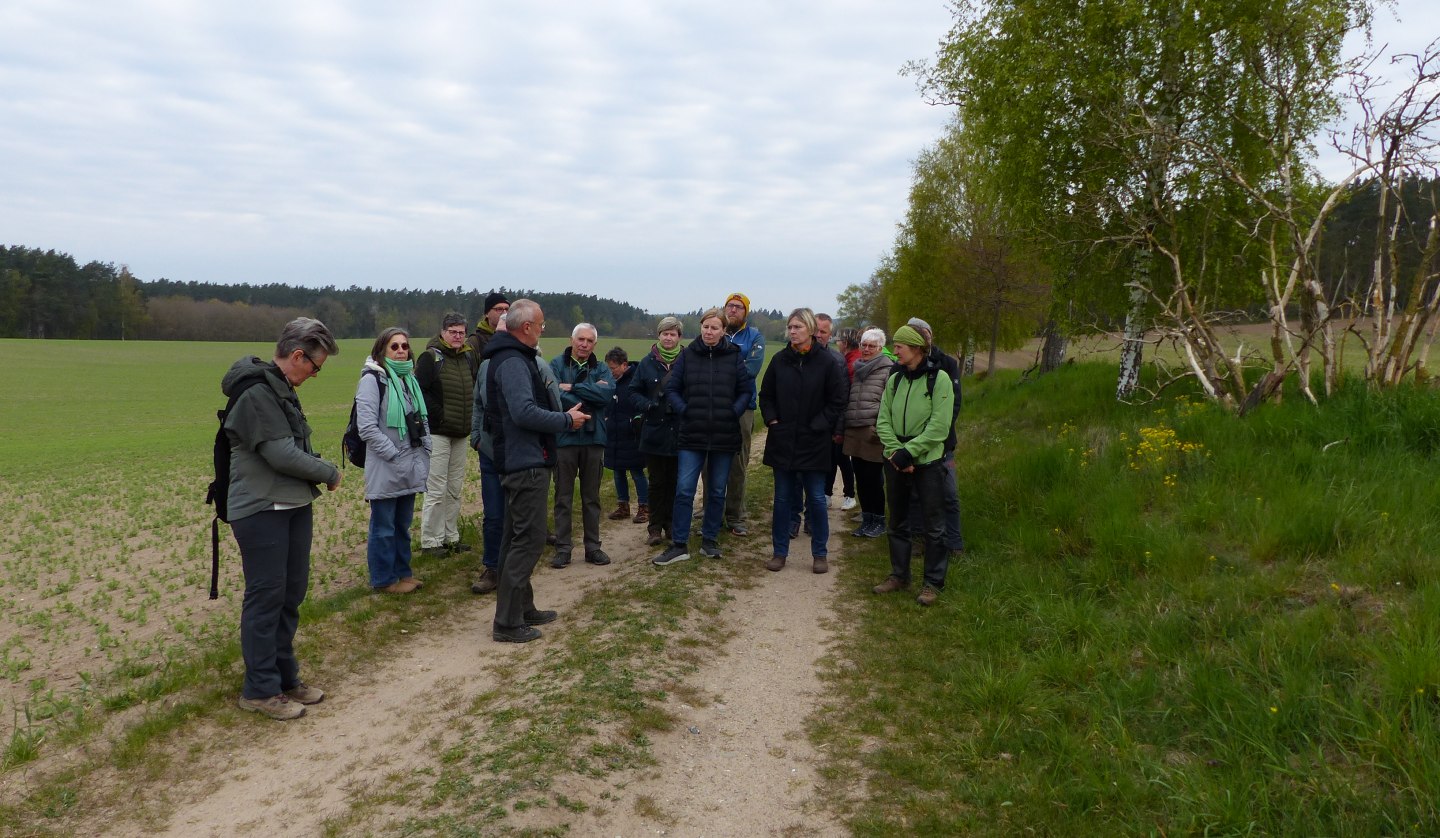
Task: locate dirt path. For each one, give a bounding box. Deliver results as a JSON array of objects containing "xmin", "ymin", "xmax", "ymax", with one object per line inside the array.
[{"xmin": 133, "ymin": 448, "xmax": 852, "ymax": 837}]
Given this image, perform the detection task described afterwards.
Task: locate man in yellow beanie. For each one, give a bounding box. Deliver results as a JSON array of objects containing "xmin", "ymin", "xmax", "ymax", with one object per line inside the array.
[{"xmin": 720, "ymin": 292, "xmax": 766, "ymax": 535}]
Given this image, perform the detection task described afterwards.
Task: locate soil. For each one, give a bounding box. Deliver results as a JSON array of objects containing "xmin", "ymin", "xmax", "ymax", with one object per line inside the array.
[{"xmin": 86, "ymin": 437, "xmax": 853, "ymax": 837}]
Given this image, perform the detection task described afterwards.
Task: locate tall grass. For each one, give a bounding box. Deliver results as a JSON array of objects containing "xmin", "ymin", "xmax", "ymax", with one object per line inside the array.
[{"xmin": 821, "ymin": 363, "xmax": 1440, "ymax": 835}]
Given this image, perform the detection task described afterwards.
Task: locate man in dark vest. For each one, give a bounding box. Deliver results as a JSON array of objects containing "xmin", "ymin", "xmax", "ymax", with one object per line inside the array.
[{"xmin": 417, "ymin": 312, "xmax": 478, "ymax": 556}]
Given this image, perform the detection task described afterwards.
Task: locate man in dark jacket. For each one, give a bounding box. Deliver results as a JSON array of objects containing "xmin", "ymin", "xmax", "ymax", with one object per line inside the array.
[
  {"xmin": 416, "ymin": 312, "xmax": 478, "ymax": 556},
  {"xmin": 483, "ymin": 299, "xmax": 589, "ymax": 642},
  {"xmin": 906, "ymin": 317, "xmax": 965, "ymax": 554},
  {"xmin": 466, "ymin": 291, "xmax": 509, "ymax": 357},
  {"xmin": 550, "ymin": 323, "xmax": 615, "ymax": 568}
]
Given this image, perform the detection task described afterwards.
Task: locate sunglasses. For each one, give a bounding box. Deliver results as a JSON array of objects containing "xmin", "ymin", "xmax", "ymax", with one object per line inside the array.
[{"xmin": 389, "ymin": 341, "xmax": 410, "ymax": 351}]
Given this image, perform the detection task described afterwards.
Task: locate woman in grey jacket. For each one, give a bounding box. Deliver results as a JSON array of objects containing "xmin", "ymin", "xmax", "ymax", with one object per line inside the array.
[
  {"xmin": 357, "ymin": 327, "xmax": 432, "ymax": 594},
  {"xmin": 842, "ymin": 328, "xmax": 894, "ymax": 537}
]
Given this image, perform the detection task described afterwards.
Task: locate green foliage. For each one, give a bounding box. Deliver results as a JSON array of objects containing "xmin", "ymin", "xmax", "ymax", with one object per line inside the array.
[{"xmin": 820, "ymin": 362, "xmax": 1440, "ymax": 834}]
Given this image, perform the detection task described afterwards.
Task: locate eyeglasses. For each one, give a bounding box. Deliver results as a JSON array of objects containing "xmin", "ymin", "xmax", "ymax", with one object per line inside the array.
[
  {"xmin": 443, "ymin": 327, "xmax": 466, "ymax": 337},
  {"xmin": 389, "ymin": 341, "xmax": 410, "ymax": 351},
  {"xmin": 530, "ymin": 320, "xmax": 546, "ymax": 332},
  {"xmin": 301, "ymin": 350, "xmax": 323, "ymax": 375}
]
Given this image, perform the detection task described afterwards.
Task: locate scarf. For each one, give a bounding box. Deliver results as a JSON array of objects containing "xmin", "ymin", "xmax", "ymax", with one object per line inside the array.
[
  {"xmin": 852, "ymin": 353, "xmax": 890, "ymax": 381},
  {"xmin": 381, "ymin": 358, "xmax": 427, "ymax": 435},
  {"xmin": 655, "ymin": 342, "xmax": 681, "ymax": 364}
]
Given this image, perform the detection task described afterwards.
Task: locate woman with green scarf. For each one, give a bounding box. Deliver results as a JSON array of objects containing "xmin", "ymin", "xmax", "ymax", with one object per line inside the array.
[
  {"xmin": 629, "ymin": 316, "xmax": 685, "ymax": 546},
  {"xmin": 356, "ymin": 327, "xmax": 432, "ymax": 593}
]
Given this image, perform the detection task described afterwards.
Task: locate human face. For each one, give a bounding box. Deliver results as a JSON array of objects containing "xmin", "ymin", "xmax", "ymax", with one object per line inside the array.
[
  {"xmin": 571, "ymin": 328, "xmax": 597, "ymax": 361},
  {"xmin": 658, "ymin": 328, "xmax": 681, "ymax": 351},
  {"xmin": 724, "ymin": 300, "xmax": 746, "ymax": 328},
  {"xmin": 516, "ymin": 307, "xmax": 545, "ymax": 347},
  {"xmin": 700, "ymin": 316, "xmax": 724, "ymax": 346},
  {"xmin": 894, "ymin": 343, "xmax": 923, "ymax": 369},
  {"xmin": 859, "ymin": 336, "xmax": 882, "ymax": 360},
  {"xmin": 286, "ymin": 348, "xmax": 325, "ymax": 387},
  {"xmin": 385, "ymin": 335, "xmax": 411, "ymax": 361},
  {"xmin": 486, "ymin": 303, "xmax": 509, "ymax": 328},
  {"xmin": 442, "ymin": 323, "xmax": 467, "ymax": 349},
  {"xmin": 787, "ymin": 318, "xmax": 813, "ymax": 351},
  {"xmin": 815, "ymin": 319, "xmax": 832, "ymax": 346},
  {"xmin": 607, "ymin": 360, "xmax": 627, "ymax": 379}
]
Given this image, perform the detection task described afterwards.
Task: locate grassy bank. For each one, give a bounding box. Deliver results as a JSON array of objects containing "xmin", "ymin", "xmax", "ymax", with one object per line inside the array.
[{"xmin": 820, "ymin": 363, "xmax": 1440, "ymax": 834}]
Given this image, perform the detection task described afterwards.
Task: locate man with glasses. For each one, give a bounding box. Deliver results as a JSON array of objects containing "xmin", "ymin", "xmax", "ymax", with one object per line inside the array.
[
  {"xmin": 417, "ymin": 312, "xmax": 480, "ymax": 557},
  {"xmin": 718, "ymin": 292, "xmax": 765, "ymax": 535},
  {"xmin": 466, "ymin": 291, "xmax": 510, "ymax": 357}
]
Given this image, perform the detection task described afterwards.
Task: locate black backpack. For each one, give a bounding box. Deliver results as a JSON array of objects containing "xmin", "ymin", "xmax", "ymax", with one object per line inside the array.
[
  {"xmin": 204, "ymin": 373, "xmax": 267, "ymax": 600},
  {"xmin": 342, "ymin": 368, "xmax": 386, "ymax": 468}
]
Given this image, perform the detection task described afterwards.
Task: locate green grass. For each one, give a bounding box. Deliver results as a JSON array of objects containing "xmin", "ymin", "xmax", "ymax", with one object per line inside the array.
[{"xmin": 817, "ymin": 363, "xmax": 1440, "ymax": 835}]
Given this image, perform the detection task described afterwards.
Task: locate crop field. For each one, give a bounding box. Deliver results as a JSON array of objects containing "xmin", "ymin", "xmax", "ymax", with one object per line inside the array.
[{"xmin": 0, "ymin": 334, "xmax": 661, "ymax": 755}]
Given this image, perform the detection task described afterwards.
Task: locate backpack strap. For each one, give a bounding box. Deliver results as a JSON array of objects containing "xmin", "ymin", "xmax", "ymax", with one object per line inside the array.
[{"xmin": 209, "ymin": 376, "xmax": 266, "ymax": 600}]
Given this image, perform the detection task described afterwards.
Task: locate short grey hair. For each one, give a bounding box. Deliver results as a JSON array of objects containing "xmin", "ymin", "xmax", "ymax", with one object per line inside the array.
[
  {"xmin": 275, "ymin": 317, "xmax": 338, "ymax": 360},
  {"xmin": 441, "ymin": 311, "xmax": 466, "ymax": 330},
  {"xmin": 656, "ymin": 316, "xmax": 683, "ymax": 336},
  {"xmin": 572, "ymin": 322, "xmax": 597, "ymax": 340},
  {"xmin": 504, "ymin": 299, "xmax": 540, "ymax": 331},
  {"xmin": 861, "ymin": 328, "xmax": 886, "ymax": 347}
]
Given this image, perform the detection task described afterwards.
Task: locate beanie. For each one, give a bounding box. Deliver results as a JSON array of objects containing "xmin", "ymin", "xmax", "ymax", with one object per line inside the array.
[
  {"xmin": 484, "ymin": 291, "xmax": 509, "ymax": 313},
  {"xmin": 725, "ymin": 292, "xmax": 750, "ymax": 314},
  {"xmin": 906, "ymin": 317, "xmax": 933, "ymax": 335}
]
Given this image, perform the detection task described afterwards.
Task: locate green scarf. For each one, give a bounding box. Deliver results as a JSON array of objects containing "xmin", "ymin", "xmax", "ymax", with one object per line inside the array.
[
  {"xmin": 656, "ymin": 343, "xmax": 681, "ymax": 364},
  {"xmin": 381, "ymin": 358, "xmax": 428, "ymax": 436}
]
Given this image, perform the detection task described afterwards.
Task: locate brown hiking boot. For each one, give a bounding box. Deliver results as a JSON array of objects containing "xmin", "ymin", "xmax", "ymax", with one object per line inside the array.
[
  {"xmin": 633, "ymin": 504, "xmax": 650, "ymax": 524},
  {"xmin": 765, "ymin": 555, "xmax": 786, "ymax": 572},
  {"xmin": 470, "ymin": 567, "xmax": 498, "ymax": 594},
  {"xmin": 872, "ymin": 577, "xmax": 906, "ymax": 594},
  {"xmin": 283, "ymin": 683, "xmax": 325, "ymax": 705},
  {"xmin": 377, "ymin": 579, "xmax": 419, "ymax": 594},
  {"xmin": 916, "ymin": 586, "xmax": 940, "ymax": 607},
  {"xmin": 812, "ymin": 556, "xmax": 829, "ymax": 574},
  {"xmin": 646, "ymin": 527, "xmax": 665, "ymax": 546},
  {"xmin": 608, "ymin": 502, "xmax": 631, "ymax": 520},
  {"xmin": 237, "ymin": 694, "xmax": 305, "ymax": 720}
]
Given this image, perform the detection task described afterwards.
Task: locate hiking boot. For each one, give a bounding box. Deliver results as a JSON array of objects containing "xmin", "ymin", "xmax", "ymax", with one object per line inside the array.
[
  {"xmin": 841, "ymin": 496, "xmax": 857, "ymax": 511},
  {"xmin": 729, "ymin": 523, "xmax": 749, "ymax": 536},
  {"xmin": 700, "ymin": 541, "xmax": 722, "ymax": 558},
  {"xmin": 633, "ymin": 504, "xmax": 650, "ymax": 524},
  {"xmin": 812, "ymin": 556, "xmax": 829, "ymax": 574},
  {"xmin": 916, "ymin": 586, "xmax": 940, "ymax": 607},
  {"xmin": 420, "ymin": 546, "xmax": 448, "ymax": 559},
  {"xmin": 377, "ymin": 579, "xmax": 419, "ymax": 594},
  {"xmin": 447, "ymin": 542, "xmax": 474, "ymax": 555},
  {"xmin": 470, "ymin": 567, "xmax": 499, "ymax": 595},
  {"xmin": 652, "ymin": 544, "xmax": 691, "ymax": 566},
  {"xmin": 765, "ymin": 555, "xmax": 786, "ymax": 572},
  {"xmin": 493, "ymin": 624, "xmax": 542, "ymax": 643},
  {"xmin": 872, "ymin": 577, "xmax": 907, "ymax": 594},
  {"xmin": 401, "ymin": 576, "xmax": 423, "ymax": 590},
  {"xmin": 550, "ymin": 552, "xmax": 572, "ymax": 569},
  {"xmin": 585, "ymin": 549, "xmax": 612, "ymax": 566},
  {"xmin": 523, "ymin": 609, "xmax": 558, "ymax": 626},
  {"xmin": 646, "ymin": 528, "xmax": 665, "ymax": 547},
  {"xmin": 283, "ymin": 683, "xmax": 325, "ymax": 705},
  {"xmin": 608, "ymin": 502, "xmax": 631, "ymax": 521},
  {"xmin": 237, "ymin": 694, "xmax": 305, "ymax": 720}
]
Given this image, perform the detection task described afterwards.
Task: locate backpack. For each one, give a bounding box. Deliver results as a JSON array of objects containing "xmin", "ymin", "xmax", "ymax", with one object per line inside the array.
[
  {"xmin": 342, "ymin": 368, "xmax": 386, "ymax": 468},
  {"xmin": 888, "ymin": 365, "xmax": 941, "ymax": 399},
  {"xmin": 204, "ymin": 375, "xmax": 267, "ymax": 600}
]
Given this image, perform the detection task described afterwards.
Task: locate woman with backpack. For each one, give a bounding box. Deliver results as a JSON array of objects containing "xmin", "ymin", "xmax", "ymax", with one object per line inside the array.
[{"xmin": 356, "ymin": 327, "xmax": 432, "ymax": 594}]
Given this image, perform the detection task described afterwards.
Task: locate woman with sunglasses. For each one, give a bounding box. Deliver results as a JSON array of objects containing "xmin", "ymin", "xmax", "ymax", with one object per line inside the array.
[{"xmin": 356, "ymin": 327, "xmax": 432, "ymax": 594}]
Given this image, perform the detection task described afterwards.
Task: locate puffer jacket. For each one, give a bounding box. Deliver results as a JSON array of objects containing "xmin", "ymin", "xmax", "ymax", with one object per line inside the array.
[
  {"xmin": 416, "ymin": 336, "xmax": 477, "ymax": 438},
  {"xmin": 221, "ymin": 356, "xmax": 339, "ymax": 521},
  {"xmin": 759, "ymin": 343, "xmax": 847, "ymax": 472},
  {"xmin": 356, "ymin": 359, "xmax": 431, "ymax": 500},
  {"xmin": 665, "ymin": 335, "xmax": 753, "ymax": 453},
  {"xmin": 551, "ymin": 347, "xmax": 615, "ymax": 448},
  {"xmin": 842, "ymin": 353, "xmax": 894, "ymax": 463},
  {"xmin": 630, "ymin": 345, "xmax": 681, "ymax": 457},
  {"xmin": 876, "ymin": 357, "xmax": 956, "ymax": 467}
]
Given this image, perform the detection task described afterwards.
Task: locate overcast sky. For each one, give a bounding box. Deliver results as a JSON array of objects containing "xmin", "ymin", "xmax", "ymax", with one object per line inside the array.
[{"xmin": 1, "ymin": 2, "xmax": 1435, "ymax": 319}]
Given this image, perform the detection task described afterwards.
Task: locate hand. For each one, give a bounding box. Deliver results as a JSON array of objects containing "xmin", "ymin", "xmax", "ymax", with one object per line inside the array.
[
  {"xmin": 566, "ymin": 404, "xmax": 589, "ymax": 430},
  {"xmin": 326, "ymin": 474, "xmax": 342, "ymax": 491},
  {"xmin": 558, "ymin": 382, "xmax": 573, "ymax": 392}
]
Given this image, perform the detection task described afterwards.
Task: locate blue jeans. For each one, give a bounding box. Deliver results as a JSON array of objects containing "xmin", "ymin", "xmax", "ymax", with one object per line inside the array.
[
  {"xmin": 613, "ymin": 467, "xmax": 649, "ymax": 504},
  {"xmin": 367, "ymin": 494, "xmax": 416, "ymax": 587},
  {"xmin": 772, "ymin": 469, "xmax": 828, "ymax": 558},
  {"xmin": 479, "ymin": 451, "xmax": 504, "ymax": 571},
  {"xmin": 673, "ymin": 449, "xmax": 732, "ymax": 545}
]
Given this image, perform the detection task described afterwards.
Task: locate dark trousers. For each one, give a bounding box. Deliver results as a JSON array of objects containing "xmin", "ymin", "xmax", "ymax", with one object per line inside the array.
[
  {"xmin": 478, "ymin": 451, "xmax": 504, "ymax": 571},
  {"xmin": 646, "ymin": 454, "xmax": 679, "ymax": 536},
  {"xmin": 885, "ymin": 462, "xmax": 950, "ymax": 590},
  {"xmin": 554, "ymin": 445, "xmax": 603, "ymax": 557},
  {"xmin": 906, "ymin": 450, "xmax": 965, "ymax": 551},
  {"xmin": 232, "ymin": 506, "xmax": 312, "ymax": 699},
  {"xmin": 852, "ymin": 457, "xmax": 886, "ymax": 517},
  {"xmin": 827, "ymin": 440, "xmax": 855, "ymax": 497},
  {"xmin": 496, "ymin": 467, "xmax": 550, "ymax": 631}
]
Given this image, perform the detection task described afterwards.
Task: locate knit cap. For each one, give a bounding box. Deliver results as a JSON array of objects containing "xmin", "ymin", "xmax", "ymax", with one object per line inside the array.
[{"xmin": 725, "ymin": 292, "xmax": 750, "ymax": 313}]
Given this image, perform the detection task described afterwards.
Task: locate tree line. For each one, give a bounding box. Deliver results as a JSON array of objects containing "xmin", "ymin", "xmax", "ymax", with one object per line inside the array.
[{"xmin": 0, "ymin": 246, "xmax": 793, "ymax": 343}]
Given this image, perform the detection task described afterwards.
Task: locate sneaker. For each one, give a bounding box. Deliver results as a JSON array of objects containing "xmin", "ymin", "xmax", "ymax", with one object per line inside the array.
[
  {"xmin": 916, "ymin": 586, "xmax": 940, "ymax": 607},
  {"xmin": 446, "ymin": 542, "xmax": 474, "ymax": 555},
  {"xmin": 493, "ymin": 624, "xmax": 542, "ymax": 643},
  {"xmin": 237, "ymin": 694, "xmax": 305, "ymax": 720},
  {"xmin": 523, "ymin": 609, "xmax": 558, "ymax": 626},
  {"xmin": 283, "ymin": 683, "xmax": 325, "ymax": 705},
  {"xmin": 700, "ymin": 541, "xmax": 722, "ymax": 558},
  {"xmin": 652, "ymin": 544, "xmax": 691, "ymax": 566},
  {"xmin": 812, "ymin": 556, "xmax": 829, "ymax": 574},
  {"xmin": 765, "ymin": 555, "xmax": 786, "ymax": 572},
  {"xmin": 872, "ymin": 577, "xmax": 907, "ymax": 594},
  {"xmin": 729, "ymin": 523, "xmax": 749, "ymax": 536},
  {"xmin": 841, "ymin": 496, "xmax": 857, "ymax": 511},
  {"xmin": 585, "ymin": 549, "xmax": 612, "ymax": 566},
  {"xmin": 470, "ymin": 567, "xmax": 499, "ymax": 595},
  {"xmin": 550, "ymin": 552, "xmax": 572, "ymax": 569},
  {"xmin": 862, "ymin": 521, "xmax": 888, "ymax": 538}
]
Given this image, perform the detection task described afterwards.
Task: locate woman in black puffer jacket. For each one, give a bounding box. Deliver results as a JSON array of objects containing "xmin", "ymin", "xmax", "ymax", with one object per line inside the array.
[{"xmin": 651, "ymin": 308, "xmax": 753, "ymax": 566}]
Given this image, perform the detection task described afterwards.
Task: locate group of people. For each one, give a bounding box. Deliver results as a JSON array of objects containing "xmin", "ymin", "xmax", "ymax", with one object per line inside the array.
[{"xmin": 219, "ymin": 293, "xmax": 965, "ymax": 719}]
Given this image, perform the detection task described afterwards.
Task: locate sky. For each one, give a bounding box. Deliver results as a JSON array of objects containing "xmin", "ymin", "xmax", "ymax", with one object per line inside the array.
[{"xmin": 1, "ymin": 2, "xmax": 1435, "ymax": 319}]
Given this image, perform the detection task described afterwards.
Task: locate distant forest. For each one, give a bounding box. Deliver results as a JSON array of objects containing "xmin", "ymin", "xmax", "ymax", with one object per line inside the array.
[{"xmin": 0, "ymin": 246, "xmax": 791, "ymax": 342}]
